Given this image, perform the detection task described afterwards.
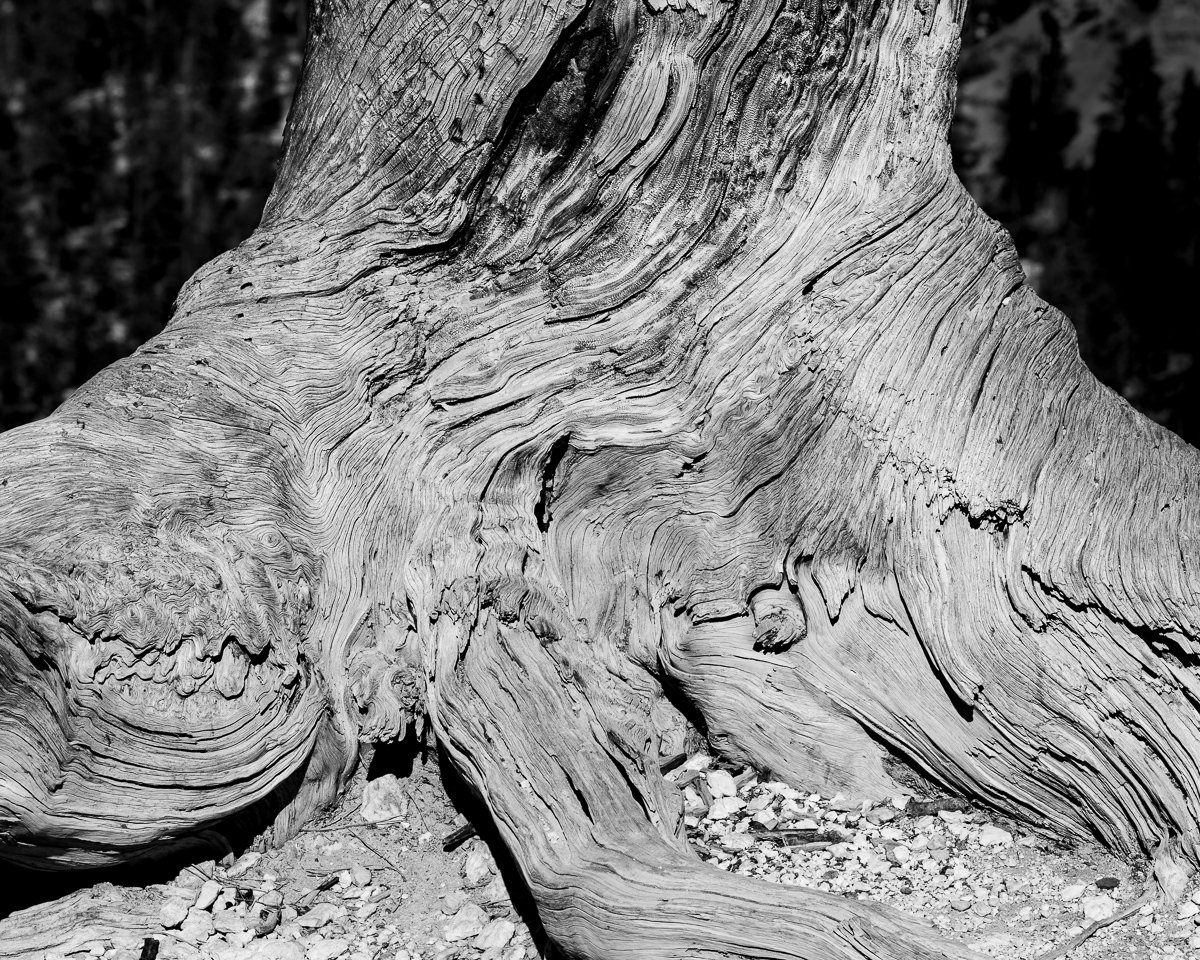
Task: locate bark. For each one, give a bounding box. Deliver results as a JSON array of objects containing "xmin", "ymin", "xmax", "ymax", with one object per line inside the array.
[{"xmin": 3, "ymin": 0, "xmax": 1200, "ymax": 956}]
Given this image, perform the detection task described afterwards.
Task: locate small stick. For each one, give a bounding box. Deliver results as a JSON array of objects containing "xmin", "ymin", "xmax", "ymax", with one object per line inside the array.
[
  {"xmin": 1038, "ymin": 892, "xmax": 1154, "ymax": 960},
  {"xmin": 442, "ymin": 823, "xmax": 478, "ymax": 851},
  {"xmin": 351, "ymin": 828, "xmax": 408, "ymax": 882}
]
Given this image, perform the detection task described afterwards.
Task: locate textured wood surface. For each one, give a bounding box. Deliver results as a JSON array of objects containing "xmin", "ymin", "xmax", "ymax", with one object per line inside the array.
[{"xmin": 2, "ymin": 0, "xmax": 1199, "ymax": 956}]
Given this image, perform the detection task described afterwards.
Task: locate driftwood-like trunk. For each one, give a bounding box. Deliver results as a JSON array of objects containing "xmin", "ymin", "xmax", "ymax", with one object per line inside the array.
[{"xmin": 3, "ymin": 0, "xmax": 1200, "ymax": 955}]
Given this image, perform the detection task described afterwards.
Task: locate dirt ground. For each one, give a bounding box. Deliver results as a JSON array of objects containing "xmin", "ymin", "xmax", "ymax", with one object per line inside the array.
[{"xmin": 5, "ymin": 740, "xmax": 1197, "ymax": 960}]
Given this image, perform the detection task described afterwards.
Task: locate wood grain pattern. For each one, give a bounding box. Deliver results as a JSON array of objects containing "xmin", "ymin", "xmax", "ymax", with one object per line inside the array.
[{"xmin": 2, "ymin": 0, "xmax": 1198, "ymax": 955}]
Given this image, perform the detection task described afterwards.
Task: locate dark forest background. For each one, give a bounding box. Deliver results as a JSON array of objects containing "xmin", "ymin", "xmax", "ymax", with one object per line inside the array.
[{"xmin": 1, "ymin": 0, "xmax": 1197, "ymax": 441}]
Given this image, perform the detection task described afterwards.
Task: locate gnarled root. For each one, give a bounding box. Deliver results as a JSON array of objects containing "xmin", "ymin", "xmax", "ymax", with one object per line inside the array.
[{"xmin": 429, "ymin": 581, "xmax": 979, "ymax": 960}]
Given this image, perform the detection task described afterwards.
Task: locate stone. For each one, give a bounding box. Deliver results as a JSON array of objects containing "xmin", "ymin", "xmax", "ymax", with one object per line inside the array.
[
  {"xmin": 350, "ymin": 864, "xmax": 372, "ymax": 887},
  {"xmin": 473, "ymin": 918, "xmax": 516, "ymax": 952},
  {"xmin": 227, "ymin": 852, "xmax": 262, "ymax": 879},
  {"xmin": 1178, "ymin": 901, "xmax": 1200, "ymax": 921},
  {"xmin": 977, "ymin": 826, "xmax": 1012, "ymax": 847},
  {"xmin": 706, "ymin": 770, "xmax": 737, "ymax": 798},
  {"xmin": 441, "ymin": 891, "xmax": 470, "ymax": 915},
  {"xmin": 443, "ymin": 904, "xmax": 488, "ymax": 942},
  {"xmin": 297, "ymin": 903, "xmax": 340, "ymax": 929},
  {"xmin": 306, "ymin": 939, "xmax": 350, "ymax": 960},
  {"xmin": 178, "ymin": 909, "xmax": 215, "ymax": 945},
  {"xmin": 463, "ymin": 848, "xmax": 495, "ymax": 887},
  {"xmin": 360, "ymin": 774, "xmax": 409, "ymax": 824},
  {"xmin": 949, "ymin": 899, "xmax": 971, "ymax": 912},
  {"xmin": 1081, "ymin": 895, "xmax": 1116, "ymax": 923},
  {"xmin": 479, "ymin": 874, "xmax": 511, "ymax": 907},
  {"xmin": 239, "ymin": 945, "xmax": 305, "ymax": 960},
  {"xmin": 195, "ymin": 879, "xmax": 222, "ymax": 911},
  {"xmin": 707, "ymin": 796, "xmax": 745, "ymax": 820},
  {"xmin": 1061, "ymin": 884, "xmax": 1087, "ymax": 902},
  {"xmin": 160, "ymin": 898, "xmax": 191, "ymax": 930},
  {"xmin": 828, "ymin": 794, "xmax": 861, "ymax": 813},
  {"xmin": 213, "ymin": 910, "xmax": 253, "ymax": 936},
  {"xmin": 1096, "ymin": 876, "xmax": 1120, "ymax": 890}
]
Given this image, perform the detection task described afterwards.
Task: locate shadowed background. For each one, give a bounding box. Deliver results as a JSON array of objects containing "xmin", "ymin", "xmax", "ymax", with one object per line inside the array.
[{"xmin": 0, "ymin": 0, "xmax": 1197, "ymax": 442}]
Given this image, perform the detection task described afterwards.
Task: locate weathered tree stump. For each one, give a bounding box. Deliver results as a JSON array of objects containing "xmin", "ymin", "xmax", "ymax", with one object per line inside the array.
[{"xmin": 3, "ymin": 0, "xmax": 1199, "ymax": 956}]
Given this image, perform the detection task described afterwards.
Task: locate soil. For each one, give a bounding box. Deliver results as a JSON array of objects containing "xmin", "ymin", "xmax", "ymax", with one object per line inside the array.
[{"xmin": 6, "ymin": 741, "xmax": 1196, "ymax": 960}]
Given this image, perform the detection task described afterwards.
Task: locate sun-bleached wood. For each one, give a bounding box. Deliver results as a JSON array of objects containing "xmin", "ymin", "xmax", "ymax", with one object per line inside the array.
[{"xmin": 2, "ymin": 0, "xmax": 1199, "ymax": 955}]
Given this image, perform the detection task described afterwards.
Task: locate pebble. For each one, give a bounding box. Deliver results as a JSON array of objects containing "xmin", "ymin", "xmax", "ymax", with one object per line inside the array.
[
  {"xmin": 350, "ymin": 864, "xmax": 372, "ymax": 887},
  {"xmin": 706, "ymin": 770, "xmax": 738, "ymax": 798},
  {"xmin": 159, "ymin": 897, "xmax": 190, "ymax": 930},
  {"xmin": 977, "ymin": 826, "xmax": 1012, "ymax": 847},
  {"xmin": 305, "ymin": 938, "xmax": 350, "ymax": 960},
  {"xmin": 1061, "ymin": 883, "xmax": 1087, "ymax": 901},
  {"xmin": 178, "ymin": 908, "xmax": 215, "ymax": 945},
  {"xmin": 1082, "ymin": 894, "xmax": 1116, "ymax": 923},
  {"xmin": 707, "ymin": 796, "xmax": 745, "ymax": 820},
  {"xmin": 195, "ymin": 879, "xmax": 222, "ymax": 911},
  {"xmin": 360, "ymin": 774, "xmax": 409, "ymax": 824},
  {"xmin": 296, "ymin": 903, "xmax": 340, "ymax": 930},
  {"xmin": 473, "ymin": 918, "xmax": 517, "ymax": 952},
  {"xmin": 227, "ymin": 852, "xmax": 262, "ymax": 879},
  {"xmin": 236, "ymin": 943, "xmax": 305, "ymax": 960},
  {"xmin": 463, "ymin": 848, "xmax": 495, "ymax": 887},
  {"xmin": 443, "ymin": 904, "xmax": 488, "ymax": 941}
]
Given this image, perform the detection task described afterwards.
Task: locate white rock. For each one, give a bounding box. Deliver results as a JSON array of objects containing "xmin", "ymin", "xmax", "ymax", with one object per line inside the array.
[
  {"xmin": 178, "ymin": 909, "xmax": 215, "ymax": 945},
  {"xmin": 473, "ymin": 918, "xmax": 516, "ymax": 952},
  {"xmin": 463, "ymin": 848, "xmax": 495, "ymax": 887},
  {"xmin": 706, "ymin": 770, "xmax": 737, "ymax": 798},
  {"xmin": 1178, "ymin": 900, "xmax": 1200, "ymax": 920},
  {"xmin": 1061, "ymin": 884, "xmax": 1087, "ymax": 902},
  {"xmin": 891, "ymin": 795, "xmax": 911, "ymax": 811},
  {"xmin": 682, "ymin": 754, "xmax": 711, "ymax": 772},
  {"xmin": 350, "ymin": 864, "xmax": 372, "ymax": 887},
  {"xmin": 707, "ymin": 796, "xmax": 745, "ymax": 820},
  {"xmin": 227, "ymin": 852, "xmax": 262, "ymax": 879},
  {"xmin": 443, "ymin": 904, "xmax": 488, "ymax": 942},
  {"xmin": 159, "ymin": 898, "xmax": 190, "ymax": 930},
  {"xmin": 213, "ymin": 910, "xmax": 252, "ymax": 935},
  {"xmin": 237, "ymin": 943, "xmax": 306, "ymax": 960},
  {"xmin": 195, "ymin": 879, "xmax": 222, "ymax": 911},
  {"xmin": 1082, "ymin": 894, "xmax": 1116, "ymax": 923},
  {"xmin": 793, "ymin": 818, "xmax": 819, "ymax": 831},
  {"xmin": 297, "ymin": 903, "xmax": 340, "ymax": 929},
  {"xmin": 977, "ymin": 826, "xmax": 1012, "ymax": 847},
  {"xmin": 360, "ymin": 775, "xmax": 409, "ymax": 823},
  {"xmin": 306, "ymin": 939, "xmax": 350, "ymax": 960}
]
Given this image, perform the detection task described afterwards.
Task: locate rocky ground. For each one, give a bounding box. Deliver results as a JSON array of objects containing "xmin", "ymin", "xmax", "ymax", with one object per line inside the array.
[{"xmin": 33, "ymin": 747, "xmax": 1200, "ymax": 960}]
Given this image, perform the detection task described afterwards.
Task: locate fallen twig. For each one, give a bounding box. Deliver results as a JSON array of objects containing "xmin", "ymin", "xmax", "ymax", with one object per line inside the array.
[
  {"xmin": 1038, "ymin": 891, "xmax": 1154, "ymax": 960},
  {"xmin": 351, "ymin": 828, "xmax": 408, "ymax": 883},
  {"xmin": 902, "ymin": 798, "xmax": 971, "ymax": 818},
  {"xmin": 442, "ymin": 823, "xmax": 478, "ymax": 851}
]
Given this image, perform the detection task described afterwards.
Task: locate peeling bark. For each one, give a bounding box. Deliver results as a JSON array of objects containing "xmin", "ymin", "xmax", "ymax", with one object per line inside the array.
[{"xmin": 3, "ymin": 0, "xmax": 1200, "ymax": 956}]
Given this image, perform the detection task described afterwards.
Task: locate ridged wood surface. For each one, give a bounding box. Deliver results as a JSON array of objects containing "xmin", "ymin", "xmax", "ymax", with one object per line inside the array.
[{"xmin": 3, "ymin": 0, "xmax": 1198, "ymax": 956}]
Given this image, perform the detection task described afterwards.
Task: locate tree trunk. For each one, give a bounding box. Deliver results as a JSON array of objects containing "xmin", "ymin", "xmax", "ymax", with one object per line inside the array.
[{"xmin": 3, "ymin": 0, "xmax": 1199, "ymax": 955}]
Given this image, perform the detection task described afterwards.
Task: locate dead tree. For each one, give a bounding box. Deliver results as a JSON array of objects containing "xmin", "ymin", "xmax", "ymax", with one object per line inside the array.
[{"xmin": 2, "ymin": 0, "xmax": 1199, "ymax": 956}]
